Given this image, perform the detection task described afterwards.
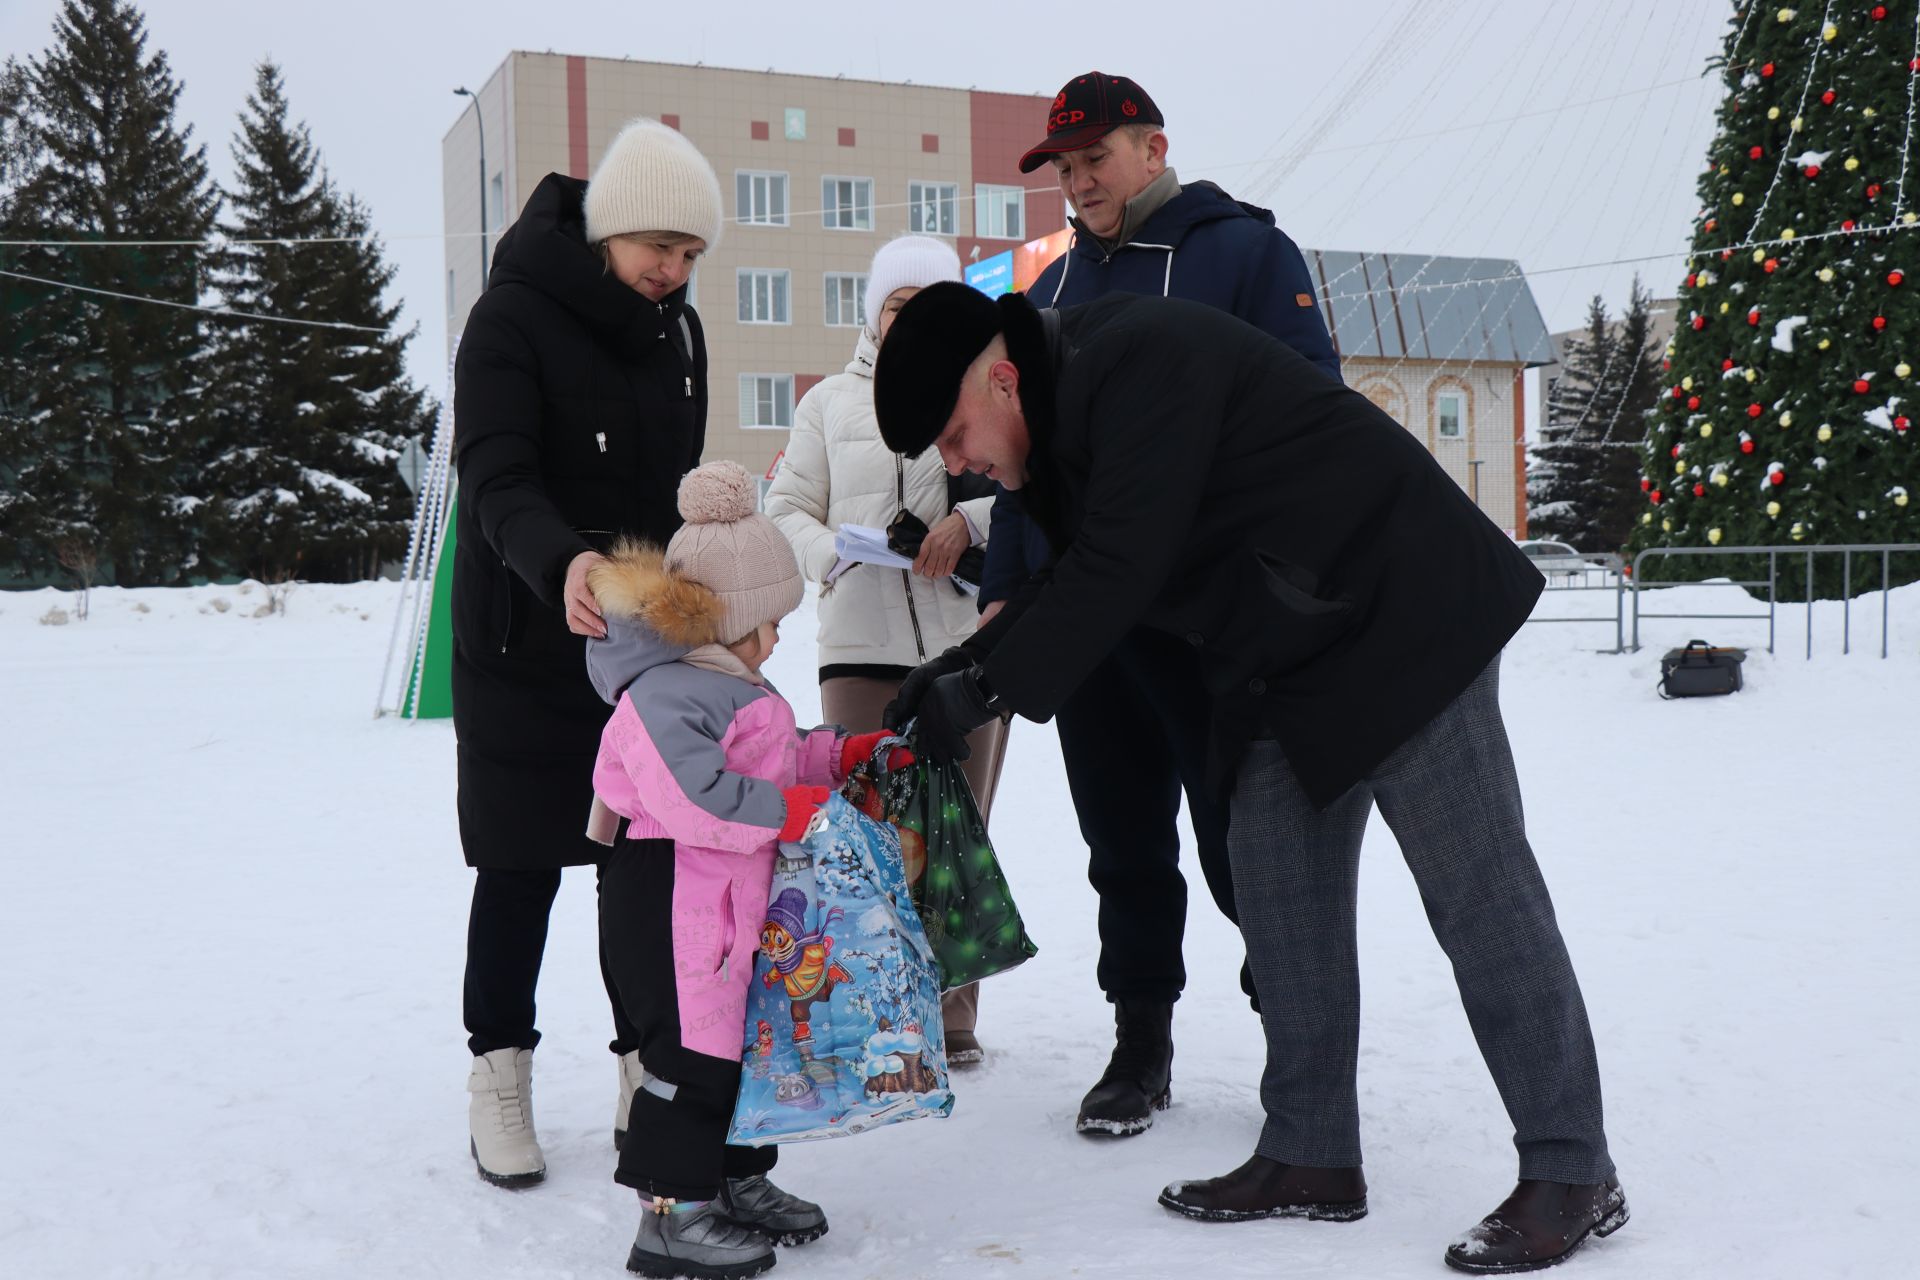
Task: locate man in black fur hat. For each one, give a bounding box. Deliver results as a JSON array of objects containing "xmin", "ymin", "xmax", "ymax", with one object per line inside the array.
[{"xmin": 873, "ymin": 281, "xmax": 1627, "ymax": 1277}]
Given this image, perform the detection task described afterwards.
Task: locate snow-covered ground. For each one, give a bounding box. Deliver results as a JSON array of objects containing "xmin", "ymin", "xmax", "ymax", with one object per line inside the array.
[{"xmin": 4, "ymin": 575, "xmax": 1916, "ymax": 1279}]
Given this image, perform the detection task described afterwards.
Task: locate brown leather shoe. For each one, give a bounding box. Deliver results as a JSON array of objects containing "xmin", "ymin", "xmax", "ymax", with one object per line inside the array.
[
  {"xmin": 1158, "ymin": 1154, "xmax": 1368, "ymax": 1223},
  {"xmin": 1444, "ymin": 1176, "xmax": 1629, "ymax": 1273}
]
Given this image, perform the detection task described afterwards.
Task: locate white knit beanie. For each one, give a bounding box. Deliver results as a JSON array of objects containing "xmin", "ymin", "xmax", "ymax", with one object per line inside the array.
[
  {"xmin": 864, "ymin": 234, "xmax": 962, "ymax": 332},
  {"xmin": 663, "ymin": 462, "xmax": 803, "ymax": 645},
  {"xmin": 585, "ymin": 118, "xmax": 724, "ymax": 250}
]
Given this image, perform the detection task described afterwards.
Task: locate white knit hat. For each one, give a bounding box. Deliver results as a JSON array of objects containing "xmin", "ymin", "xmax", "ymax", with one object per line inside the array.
[
  {"xmin": 864, "ymin": 235, "xmax": 962, "ymax": 333},
  {"xmin": 663, "ymin": 462, "xmax": 803, "ymax": 645},
  {"xmin": 585, "ymin": 118, "xmax": 724, "ymax": 250}
]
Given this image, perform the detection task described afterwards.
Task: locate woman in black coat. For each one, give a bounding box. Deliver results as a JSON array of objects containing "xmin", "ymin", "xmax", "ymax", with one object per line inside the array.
[{"xmin": 449, "ymin": 119, "xmax": 722, "ymax": 1188}]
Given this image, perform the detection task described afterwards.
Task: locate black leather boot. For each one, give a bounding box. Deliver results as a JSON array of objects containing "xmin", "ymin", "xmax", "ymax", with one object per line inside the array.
[
  {"xmin": 1444, "ymin": 1176, "xmax": 1629, "ymax": 1273},
  {"xmin": 1158, "ymin": 1154, "xmax": 1368, "ymax": 1222},
  {"xmin": 1075, "ymin": 1000, "xmax": 1173, "ymax": 1136}
]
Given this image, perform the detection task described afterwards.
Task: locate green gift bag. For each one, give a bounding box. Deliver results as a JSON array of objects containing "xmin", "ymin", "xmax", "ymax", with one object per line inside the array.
[{"xmin": 843, "ymin": 740, "xmax": 1037, "ymax": 991}]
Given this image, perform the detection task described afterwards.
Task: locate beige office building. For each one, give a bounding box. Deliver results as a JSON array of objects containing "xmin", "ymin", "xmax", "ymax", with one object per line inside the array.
[{"xmin": 442, "ymin": 54, "xmax": 1066, "ymax": 483}]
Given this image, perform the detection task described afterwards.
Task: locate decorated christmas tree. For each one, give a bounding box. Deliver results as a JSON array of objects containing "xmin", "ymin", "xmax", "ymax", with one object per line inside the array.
[{"xmin": 1631, "ymin": 2, "xmax": 1920, "ymax": 593}]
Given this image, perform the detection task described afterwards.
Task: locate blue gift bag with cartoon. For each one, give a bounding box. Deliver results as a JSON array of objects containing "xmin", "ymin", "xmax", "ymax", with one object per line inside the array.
[{"xmin": 727, "ymin": 792, "xmax": 955, "ymax": 1145}]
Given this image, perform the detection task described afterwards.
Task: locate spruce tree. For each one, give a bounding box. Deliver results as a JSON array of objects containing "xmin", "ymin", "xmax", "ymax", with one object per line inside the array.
[
  {"xmin": 1530, "ymin": 282, "xmax": 1660, "ymax": 556},
  {"xmin": 1632, "ymin": 2, "xmax": 1920, "ymax": 593},
  {"xmin": 0, "ymin": 0, "xmax": 217, "ymax": 587},
  {"xmin": 198, "ymin": 61, "xmax": 430, "ymax": 583}
]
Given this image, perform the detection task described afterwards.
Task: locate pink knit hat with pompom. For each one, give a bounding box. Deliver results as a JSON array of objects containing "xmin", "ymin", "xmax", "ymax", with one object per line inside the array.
[{"xmin": 662, "ymin": 461, "xmax": 803, "ymax": 644}]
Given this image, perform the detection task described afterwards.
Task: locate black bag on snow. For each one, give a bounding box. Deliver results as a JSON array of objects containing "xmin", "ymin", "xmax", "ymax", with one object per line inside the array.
[{"xmin": 1658, "ymin": 639, "xmax": 1746, "ymax": 699}]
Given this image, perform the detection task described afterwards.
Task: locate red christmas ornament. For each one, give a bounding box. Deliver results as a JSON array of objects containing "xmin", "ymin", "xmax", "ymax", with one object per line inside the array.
[
  {"xmin": 1692, "ymin": 315, "xmax": 1708, "ymax": 331},
  {"xmin": 1821, "ymin": 89, "xmax": 1837, "ymax": 105},
  {"xmin": 1874, "ymin": 316, "xmax": 1888, "ymax": 331},
  {"xmin": 1761, "ymin": 62, "xmax": 1776, "ymax": 78},
  {"xmin": 1804, "ymin": 164, "xmax": 1820, "ymax": 179},
  {"xmin": 1672, "ymin": 386, "xmax": 1685, "ymax": 400},
  {"xmin": 1911, "ymin": 57, "xmax": 1920, "ymax": 72},
  {"xmin": 1688, "ymin": 396, "xmax": 1702, "ymax": 410},
  {"xmin": 1705, "ymin": 218, "xmax": 1719, "ymax": 232},
  {"xmin": 1663, "ymin": 358, "xmax": 1672, "ymax": 371},
  {"xmin": 1897, "ymin": 416, "xmax": 1912, "ymax": 433},
  {"xmin": 1723, "ymin": 358, "xmax": 1737, "ymax": 371},
  {"xmin": 1750, "ymin": 145, "xmax": 1765, "ymax": 160},
  {"xmin": 1854, "ymin": 379, "xmax": 1872, "ymax": 394},
  {"xmin": 1868, "ymin": 183, "xmax": 1882, "ymax": 199},
  {"xmin": 1741, "ymin": 439, "xmax": 1756, "ymax": 454},
  {"xmin": 1872, "ymin": 5, "xmax": 1886, "ymax": 19},
  {"xmin": 1764, "ymin": 258, "xmax": 1779, "ymax": 273},
  {"xmin": 1748, "ymin": 308, "xmax": 1762, "ymax": 326},
  {"xmin": 1722, "ymin": 249, "xmax": 1735, "ymax": 261},
  {"xmin": 1686, "ymin": 273, "xmax": 1699, "ymax": 288},
  {"xmin": 1769, "ymin": 471, "xmax": 1786, "ymax": 486},
  {"xmin": 1671, "ymin": 444, "xmax": 1684, "ymax": 458},
  {"xmin": 1747, "ymin": 403, "xmax": 1765, "ymax": 418},
  {"xmin": 1843, "ymin": 218, "xmax": 1857, "ymax": 231},
  {"xmin": 1693, "ymin": 483, "xmax": 1707, "ymax": 498},
  {"xmin": 1890, "ymin": 271, "xmax": 1905, "ymax": 287},
  {"xmin": 1641, "ymin": 477, "xmax": 1652, "ymax": 491},
  {"xmin": 1650, "ymin": 490, "xmax": 1664, "ymax": 504}
]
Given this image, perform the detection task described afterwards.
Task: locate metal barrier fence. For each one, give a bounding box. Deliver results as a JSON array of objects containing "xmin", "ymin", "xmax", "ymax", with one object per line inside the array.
[
  {"xmin": 1527, "ymin": 553, "xmax": 1629, "ymax": 653},
  {"xmin": 1628, "ymin": 544, "xmax": 1920, "ymax": 658}
]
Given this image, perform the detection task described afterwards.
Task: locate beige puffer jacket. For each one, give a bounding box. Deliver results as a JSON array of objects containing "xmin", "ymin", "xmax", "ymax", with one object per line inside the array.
[{"xmin": 765, "ymin": 329, "xmax": 993, "ymax": 670}]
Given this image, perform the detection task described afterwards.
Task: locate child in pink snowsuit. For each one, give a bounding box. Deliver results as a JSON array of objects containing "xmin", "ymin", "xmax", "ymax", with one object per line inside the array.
[{"xmin": 585, "ymin": 461, "xmax": 897, "ymax": 1278}]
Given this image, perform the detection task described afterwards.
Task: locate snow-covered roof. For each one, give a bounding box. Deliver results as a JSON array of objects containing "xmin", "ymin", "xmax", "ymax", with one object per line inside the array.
[{"xmin": 1302, "ymin": 249, "xmax": 1555, "ymax": 367}]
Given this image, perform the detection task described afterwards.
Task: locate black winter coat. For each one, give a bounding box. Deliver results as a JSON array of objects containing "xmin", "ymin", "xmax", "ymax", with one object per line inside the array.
[
  {"xmin": 977, "ymin": 294, "xmax": 1542, "ymax": 809},
  {"xmin": 450, "ymin": 172, "xmax": 707, "ymax": 869}
]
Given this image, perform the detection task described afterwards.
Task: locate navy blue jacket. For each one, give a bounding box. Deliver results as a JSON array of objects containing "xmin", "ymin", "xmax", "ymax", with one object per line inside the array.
[{"xmin": 980, "ymin": 181, "xmax": 1342, "ymax": 605}]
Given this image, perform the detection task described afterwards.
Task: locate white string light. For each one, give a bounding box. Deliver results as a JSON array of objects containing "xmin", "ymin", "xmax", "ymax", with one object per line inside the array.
[
  {"xmin": 0, "ymin": 266, "xmax": 391, "ymax": 333},
  {"xmin": 1744, "ymin": 0, "xmax": 1839, "ymax": 239}
]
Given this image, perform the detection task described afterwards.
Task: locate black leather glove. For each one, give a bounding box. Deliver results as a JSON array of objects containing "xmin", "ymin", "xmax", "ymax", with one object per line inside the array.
[
  {"xmin": 914, "ymin": 666, "xmax": 998, "ymax": 764},
  {"xmin": 882, "ymin": 647, "xmax": 972, "ymax": 731}
]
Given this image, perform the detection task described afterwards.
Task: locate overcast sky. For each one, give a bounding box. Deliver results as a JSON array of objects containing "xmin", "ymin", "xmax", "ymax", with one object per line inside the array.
[{"xmin": 3, "ymin": 0, "xmax": 1735, "ymax": 399}]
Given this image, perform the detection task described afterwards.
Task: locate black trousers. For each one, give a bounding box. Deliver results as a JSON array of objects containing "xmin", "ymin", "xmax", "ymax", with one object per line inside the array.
[
  {"xmin": 463, "ymin": 863, "xmax": 639, "ymax": 1057},
  {"xmin": 1054, "ymin": 628, "xmax": 1252, "ymax": 1006},
  {"xmin": 602, "ymin": 838, "xmax": 776, "ymax": 1201}
]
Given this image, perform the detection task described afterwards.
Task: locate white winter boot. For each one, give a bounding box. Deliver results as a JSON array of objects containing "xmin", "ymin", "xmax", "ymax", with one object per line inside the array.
[
  {"xmin": 467, "ymin": 1047, "xmax": 546, "ymax": 1187},
  {"xmin": 614, "ymin": 1050, "xmax": 645, "ymax": 1150}
]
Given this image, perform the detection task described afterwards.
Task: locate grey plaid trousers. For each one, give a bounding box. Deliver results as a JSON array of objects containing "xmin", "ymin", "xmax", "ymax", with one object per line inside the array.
[{"xmin": 1227, "ymin": 654, "xmax": 1613, "ymax": 1183}]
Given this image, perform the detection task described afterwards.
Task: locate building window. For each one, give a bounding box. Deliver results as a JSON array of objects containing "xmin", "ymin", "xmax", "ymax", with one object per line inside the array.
[
  {"xmin": 735, "ymin": 171, "xmax": 789, "ymax": 226},
  {"xmin": 822, "ymin": 176, "xmax": 874, "ymax": 231},
  {"xmin": 824, "ymin": 273, "xmax": 867, "ymax": 328},
  {"xmin": 909, "ymin": 182, "xmax": 957, "ymax": 236},
  {"xmin": 739, "ymin": 374, "xmax": 795, "ymax": 429},
  {"xmin": 1437, "ymin": 391, "xmax": 1465, "ymax": 438},
  {"xmin": 736, "ymin": 269, "xmax": 790, "ymax": 324},
  {"xmin": 975, "ymin": 184, "xmax": 1024, "ymax": 240}
]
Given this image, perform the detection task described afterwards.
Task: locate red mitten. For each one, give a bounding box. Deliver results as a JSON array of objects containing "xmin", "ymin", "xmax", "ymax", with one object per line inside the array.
[
  {"xmin": 778, "ymin": 785, "xmax": 833, "ymax": 842},
  {"xmin": 840, "ymin": 732, "xmax": 916, "ymax": 778}
]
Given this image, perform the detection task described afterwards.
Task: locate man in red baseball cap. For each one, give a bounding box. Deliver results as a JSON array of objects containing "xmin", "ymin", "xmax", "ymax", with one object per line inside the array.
[{"xmin": 977, "ymin": 71, "xmax": 1344, "ymax": 1146}]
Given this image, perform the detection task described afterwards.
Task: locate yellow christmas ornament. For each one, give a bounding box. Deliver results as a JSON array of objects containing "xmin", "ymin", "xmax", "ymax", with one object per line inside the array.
[
  {"xmin": 1720, "ymin": 302, "xmax": 1732, "ymax": 315},
  {"xmin": 1713, "ymin": 472, "xmax": 1730, "ymax": 488},
  {"xmin": 1823, "ymin": 22, "xmax": 1837, "ymax": 40},
  {"xmin": 1906, "ymin": 212, "xmax": 1919, "ymax": 225},
  {"xmin": 1776, "ymin": 6, "xmax": 1794, "ymax": 19},
  {"xmin": 1662, "ymin": 518, "xmax": 1673, "ymax": 532},
  {"xmin": 1733, "ymin": 193, "xmax": 1746, "ymax": 206},
  {"xmin": 1745, "ymin": 368, "xmax": 1759, "ymax": 383},
  {"xmin": 1845, "ymin": 157, "xmax": 1860, "ymax": 172},
  {"xmin": 1817, "ymin": 424, "xmax": 1833, "ymax": 442},
  {"xmin": 1791, "ymin": 116, "xmax": 1803, "ymax": 132},
  {"xmin": 1791, "ymin": 523, "xmax": 1806, "ymax": 540},
  {"xmin": 1642, "ymin": 512, "xmax": 1653, "ymax": 525},
  {"xmin": 1752, "ymin": 248, "xmax": 1768, "ymax": 263},
  {"xmin": 1682, "ymin": 376, "xmax": 1694, "ymax": 391},
  {"xmin": 1818, "ymin": 267, "xmax": 1835, "ymax": 282},
  {"xmin": 1897, "ymin": 362, "xmax": 1913, "ymax": 378},
  {"xmin": 1767, "ymin": 501, "xmax": 1782, "ymax": 518},
  {"xmin": 1780, "ymin": 227, "xmax": 1797, "ymax": 241},
  {"xmin": 1865, "ymin": 107, "xmax": 1879, "ymax": 120},
  {"xmin": 1700, "ymin": 423, "xmax": 1715, "ymax": 438},
  {"xmin": 1898, "ymin": 493, "xmax": 1911, "ymax": 508},
  {"xmin": 1818, "ymin": 338, "xmax": 1832, "ymax": 350},
  {"xmin": 1697, "ymin": 270, "xmax": 1714, "ymax": 285},
  {"xmin": 1767, "ymin": 107, "xmax": 1781, "ymax": 122},
  {"xmin": 1675, "ymin": 459, "xmax": 1688, "ymax": 476},
  {"xmin": 1708, "ymin": 528, "xmax": 1723, "ymax": 545},
  {"xmin": 1778, "ymin": 412, "xmax": 1793, "ymax": 428}
]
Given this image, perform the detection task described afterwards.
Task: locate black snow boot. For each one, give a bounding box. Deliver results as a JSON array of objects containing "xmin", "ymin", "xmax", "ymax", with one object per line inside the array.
[
  {"xmin": 1158, "ymin": 1154, "xmax": 1368, "ymax": 1223},
  {"xmin": 1075, "ymin": 999, "xmax": 1173, "ymax": 1136}
]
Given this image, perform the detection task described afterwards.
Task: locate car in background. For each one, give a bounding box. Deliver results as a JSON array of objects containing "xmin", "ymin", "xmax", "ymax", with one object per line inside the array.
[{"xmin": 1515, "ymin": 539, "xmax": 1615, "ymax": 583}]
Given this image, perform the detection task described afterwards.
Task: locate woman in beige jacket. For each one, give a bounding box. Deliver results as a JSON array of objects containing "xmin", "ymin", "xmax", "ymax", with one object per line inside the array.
[{"xmin": 764, "ymin": 234, "xmax": 1007, "ymax": 1064}]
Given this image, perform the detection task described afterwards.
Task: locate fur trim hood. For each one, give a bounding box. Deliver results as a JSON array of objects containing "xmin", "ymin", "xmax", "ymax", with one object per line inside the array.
[{"xmin": 583, "ymin": 540, "xmax": 727, "ymax": 703}]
